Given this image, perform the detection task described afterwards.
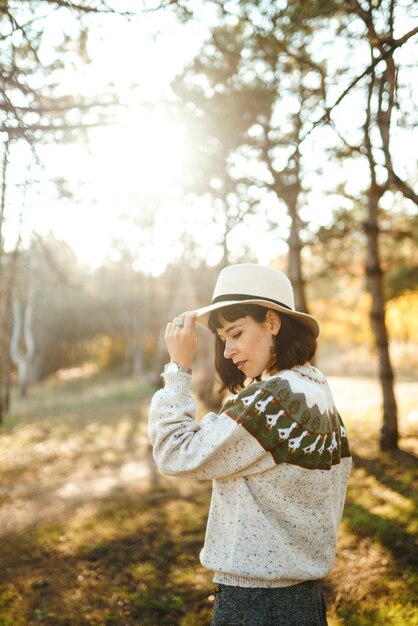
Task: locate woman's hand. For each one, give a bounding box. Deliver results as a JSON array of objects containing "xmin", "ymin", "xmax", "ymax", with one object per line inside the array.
[{"xmin": 165, "ymin": 311, "xmax": 199, "ymax": 369}]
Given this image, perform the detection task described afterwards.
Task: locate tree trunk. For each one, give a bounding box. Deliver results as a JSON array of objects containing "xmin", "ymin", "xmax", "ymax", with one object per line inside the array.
[
  {"xmin": 362, "ymin": 50, "xmax": 399, "ymax": 451},
  {"xmin": 0, "ymin": 140, "xmax": 10, "ymax": 424},
  {"xmin": 18, "ymin": 359, "xmax": 28, "ymax": 398},
  {"xmin": 2, "ymin": 238, "xmax": 22, "ymax": 407},
  {"xmin": 11, "ymin": 285, "xmax": 36, "ymax": 399},
  {"xmin": 287, "ymin": 204, "xmax": 309, "ymax": 314},
  {"xmin": 287, "ymin": 202, "xmax": 316, "ymax": 366},
  {"xmin": 365, "ymin": 184, "xmax": 398, "ymax": 450}
]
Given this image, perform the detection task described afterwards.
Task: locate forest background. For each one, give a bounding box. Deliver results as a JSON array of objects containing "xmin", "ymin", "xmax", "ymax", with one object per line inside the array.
[{"xmin": 0, "ymin": 1, "xmax": 417, "ymax": 625}]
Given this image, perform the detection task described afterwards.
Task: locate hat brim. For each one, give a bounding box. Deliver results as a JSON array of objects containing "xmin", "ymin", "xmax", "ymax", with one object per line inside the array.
[{"xmin": 194, "ymin": 299, "xmax": 320, "ymax": 338}]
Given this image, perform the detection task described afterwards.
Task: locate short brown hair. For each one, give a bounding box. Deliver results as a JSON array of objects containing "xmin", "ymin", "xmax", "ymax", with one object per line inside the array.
[{"xmin": 208, "ymin": 304, "xmax": 317, "ymax": 393}]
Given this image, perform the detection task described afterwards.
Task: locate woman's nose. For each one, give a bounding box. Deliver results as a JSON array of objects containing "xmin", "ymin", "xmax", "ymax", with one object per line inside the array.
[{"xmin": 224, "ymin": 341, "xmax": 236, "ymax": 359}]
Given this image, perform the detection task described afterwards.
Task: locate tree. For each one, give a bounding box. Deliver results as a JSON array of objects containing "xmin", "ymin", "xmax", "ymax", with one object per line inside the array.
[
  {"xmin": 0, "ymin": 0, "xmax": 142, "ymax": 417},
  {"xmin": 169, "ymin": 0, "xmax": 418, "ymax": 450},
  {"xmin": 10, "ymin": 276, "xmax": 35, "ymax": 398},
  {"xmin": 171, "ymin": 10, "xmax": 327, "ymax": 314},
  {"xmin": 338, "ymin": 0, "xmax": 417, "ymax": 449}
]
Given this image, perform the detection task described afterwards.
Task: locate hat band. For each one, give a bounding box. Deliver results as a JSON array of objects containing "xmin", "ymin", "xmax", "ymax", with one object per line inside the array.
[{"xmin": 212, "ymin": 293, "xmax": 293, "ymax": 311}]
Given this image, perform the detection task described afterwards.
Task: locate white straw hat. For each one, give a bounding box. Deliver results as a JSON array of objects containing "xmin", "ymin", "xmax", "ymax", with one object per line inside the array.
[{"xmin": 195, "ymin": 263, "xmax": 320, "ymax": 338}]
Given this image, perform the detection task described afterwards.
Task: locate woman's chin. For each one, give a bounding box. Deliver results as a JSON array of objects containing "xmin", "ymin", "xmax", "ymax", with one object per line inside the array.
[{"xmin": 244, "ymin": 368, "xmax": 261, "ymax": 379}]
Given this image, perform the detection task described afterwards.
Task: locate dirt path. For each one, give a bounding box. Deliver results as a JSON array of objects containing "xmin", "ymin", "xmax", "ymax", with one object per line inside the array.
[{"xmin": 0, "ymin": 417, "xmax": 161, "ymax": 535}]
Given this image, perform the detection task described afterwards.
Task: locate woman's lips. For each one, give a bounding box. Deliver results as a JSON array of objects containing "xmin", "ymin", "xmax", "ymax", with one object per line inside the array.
[{"xmin": 235, "ymin": 361, "xmax": 247, "ymax": 370}]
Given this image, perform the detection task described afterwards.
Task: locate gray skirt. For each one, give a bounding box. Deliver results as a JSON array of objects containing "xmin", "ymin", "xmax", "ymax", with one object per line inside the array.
[{"xmin": 210, "ymin": 580, "xmax": 328, "ymax": 626}]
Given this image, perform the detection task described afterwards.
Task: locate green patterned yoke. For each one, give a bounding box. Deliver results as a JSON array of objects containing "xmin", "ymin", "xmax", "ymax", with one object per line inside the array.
[{"xmin": 223, "ymin": 377, "xmax": 351, "ymax": 471}]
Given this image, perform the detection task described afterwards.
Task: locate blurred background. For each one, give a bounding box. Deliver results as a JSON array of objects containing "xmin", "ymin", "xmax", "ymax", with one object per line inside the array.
[{"xmin": 0, "ymin": 1, "xmax": 417, "ymax": 625}]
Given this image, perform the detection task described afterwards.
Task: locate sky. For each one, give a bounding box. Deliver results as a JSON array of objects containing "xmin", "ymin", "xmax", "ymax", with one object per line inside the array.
[
  {"xmin": 3, "ymin": 5, "xmax": 210, "ymax": 259},
  {"xmin": 2, "ymin": 1, "xmax": 417, "ymax": 275},
  {"xmin": 4, "ymin": 3, "xmax": 256, "ymax": 273}
]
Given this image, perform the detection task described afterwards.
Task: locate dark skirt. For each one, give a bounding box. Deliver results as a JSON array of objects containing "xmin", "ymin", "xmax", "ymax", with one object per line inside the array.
[{"xmin": 210, "ymin": 580, "xmax": 328, "ymax": 626}]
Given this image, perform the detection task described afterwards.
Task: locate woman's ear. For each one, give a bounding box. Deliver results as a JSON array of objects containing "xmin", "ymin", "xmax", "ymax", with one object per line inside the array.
[{"xmin": 266, "ymin": 310, "xmax": 281, "ymax": 335}]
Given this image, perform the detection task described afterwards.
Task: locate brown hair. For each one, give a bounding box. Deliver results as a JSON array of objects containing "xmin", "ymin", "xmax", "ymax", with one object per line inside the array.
[{"xmin": 208, "ymin": 303, "xmax": 317, "ymax": 393}]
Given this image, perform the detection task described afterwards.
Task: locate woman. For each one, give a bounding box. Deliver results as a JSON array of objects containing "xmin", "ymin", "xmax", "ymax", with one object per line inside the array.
[{"xmin": 148, "ymin": 263, "xmax": 351, "ymax": 626}]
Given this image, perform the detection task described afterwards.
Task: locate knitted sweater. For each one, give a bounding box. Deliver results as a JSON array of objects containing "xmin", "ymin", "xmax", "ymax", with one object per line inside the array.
[{"xmin": 148, "ymin": 364, "xmax": 351, "ymax": 588}]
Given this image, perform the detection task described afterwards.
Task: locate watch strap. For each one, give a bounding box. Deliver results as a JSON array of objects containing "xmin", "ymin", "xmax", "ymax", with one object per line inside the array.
[{"xmin": 164, "ymin": 361, "xmax": 192, "ymax": 375}]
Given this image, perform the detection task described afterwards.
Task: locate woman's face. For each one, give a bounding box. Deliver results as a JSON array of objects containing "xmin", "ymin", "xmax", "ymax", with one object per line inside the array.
[{"xmin": 216, "ymin": 312, "xmax": 280, "ymax": 379}]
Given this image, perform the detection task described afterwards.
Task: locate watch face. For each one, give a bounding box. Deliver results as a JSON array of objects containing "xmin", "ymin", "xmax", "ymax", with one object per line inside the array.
[{"xmin": 165, "ymin": 362, "xmax": 179, "ymax": 374}]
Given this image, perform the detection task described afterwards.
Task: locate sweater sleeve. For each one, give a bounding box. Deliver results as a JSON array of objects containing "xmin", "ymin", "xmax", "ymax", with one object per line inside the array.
[{"xmin": 148, "ymin": 371, "xmax": 274, "ymax": 480}]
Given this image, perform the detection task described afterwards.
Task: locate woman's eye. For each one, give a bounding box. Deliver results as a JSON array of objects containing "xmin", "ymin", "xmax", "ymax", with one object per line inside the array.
[{"xmin": 232, "ymin": 332, "xmax": 242, "ymax": 339}]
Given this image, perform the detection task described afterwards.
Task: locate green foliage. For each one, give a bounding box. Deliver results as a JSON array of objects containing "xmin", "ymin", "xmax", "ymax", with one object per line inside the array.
[
  {"xmin": 385, "ymin": 265, "xmax": 418, "ymax": 300},
  {"xmin": 0, "ymin": 584, "xmax": 24, "ymax": 626},
  {"xmin": 279, "ymin": 0, "xmax": 347, "ymax": 24},
  {"xmin": 341, "ymin": 600, "xmax": 418, "ymax": 626}
]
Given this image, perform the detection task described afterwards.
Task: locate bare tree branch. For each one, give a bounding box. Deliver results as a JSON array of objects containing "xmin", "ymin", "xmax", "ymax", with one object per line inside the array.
[{"xmin": 0, "ymin": 120, "xmax": 117, "ymax": 137}]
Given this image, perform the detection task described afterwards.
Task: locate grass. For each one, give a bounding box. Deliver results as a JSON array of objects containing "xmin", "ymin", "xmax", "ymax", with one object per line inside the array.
[
  {"xmin": 0, "ymin": 367, "xmax": 417, "ymax": 625},
  {"xmin": 0, "ymin": 487, "xmax": 213, "ymax": 625}
]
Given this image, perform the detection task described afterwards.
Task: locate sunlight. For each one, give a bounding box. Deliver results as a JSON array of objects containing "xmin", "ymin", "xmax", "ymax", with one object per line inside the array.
[
  {"xmin": 2, "ymin": 6, "xmax": 210, "ymax": 271},
  {"xmin": 89, "ymin": 108, "xmax": 191, "ymax": 194}
]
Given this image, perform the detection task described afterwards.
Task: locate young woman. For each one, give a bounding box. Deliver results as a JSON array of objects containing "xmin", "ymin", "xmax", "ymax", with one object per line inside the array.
[{"xmin": 148, "ymin": 263, "xmax": 351, "ymax": 626}]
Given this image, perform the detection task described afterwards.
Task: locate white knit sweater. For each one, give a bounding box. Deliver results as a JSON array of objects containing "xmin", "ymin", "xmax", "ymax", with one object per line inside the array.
[{"xmin": 148, "ymin": 364, "xmax": 351, "ymax": 588}]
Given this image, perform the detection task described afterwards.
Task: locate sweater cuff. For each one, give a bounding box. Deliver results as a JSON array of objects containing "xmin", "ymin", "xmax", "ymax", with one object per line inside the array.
[{"xmin": 161, "ymin": 371, "xmax": 192, "ymax": 393}]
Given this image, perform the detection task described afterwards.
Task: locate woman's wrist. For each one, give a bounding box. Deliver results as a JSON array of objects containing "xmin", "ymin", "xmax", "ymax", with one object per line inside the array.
[
  {"xmin": 169, "ymin": 355, "xmax": 193, "ymax": 370},
  {"xmin": 164, "ymin": 361, "xmax": 192, "ymax": 375}
]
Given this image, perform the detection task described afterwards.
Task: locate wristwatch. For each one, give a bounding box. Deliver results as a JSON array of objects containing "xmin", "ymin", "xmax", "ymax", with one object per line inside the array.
[{"xmin": 163, "ymin": 361, "xmax": 192, "ymax": 375}]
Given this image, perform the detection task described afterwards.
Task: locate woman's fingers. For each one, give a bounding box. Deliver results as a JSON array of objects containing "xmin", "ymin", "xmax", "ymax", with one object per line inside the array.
[
  {"xmin": 165, "ymin": 311, "xmax": 199, "ymax": 368},
  {"xmin": 173, "ymin": 316, "xmax": 185, "ymax": 329},
  {"xmin": 167, "ymin": 318, "xmax": 184, "ymax": 336},
  {"xmin": 170, "ymin": 312, "xmax": 196, "ymax": 332},
  {"xmin": 182, "ymin": 311, "xmax": 197, "ymax": 330}
]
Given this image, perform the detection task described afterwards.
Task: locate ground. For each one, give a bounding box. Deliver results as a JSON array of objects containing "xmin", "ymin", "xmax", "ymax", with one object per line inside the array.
[{"xmin": 0, "ymin": 366, "xmax": 417, "ymax": 625}]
